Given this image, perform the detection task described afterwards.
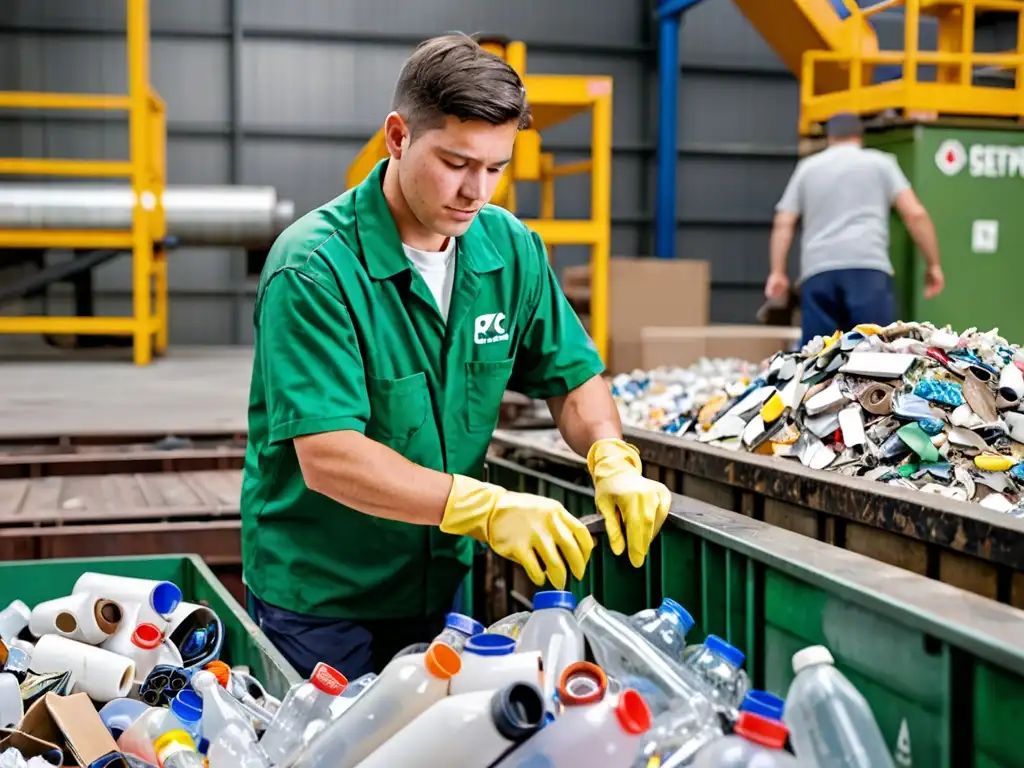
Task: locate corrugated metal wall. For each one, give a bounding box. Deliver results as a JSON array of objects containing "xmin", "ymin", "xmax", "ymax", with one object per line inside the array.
[{"xmin": 3, "ymin": 1, "xmax": 1002, "ymax": 346}]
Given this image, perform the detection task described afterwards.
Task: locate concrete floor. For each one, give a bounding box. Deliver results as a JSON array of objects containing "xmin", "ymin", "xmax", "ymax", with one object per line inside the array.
[{"xmin": 0, "ymin": 344, "xmax": 253, "ymax": 438}]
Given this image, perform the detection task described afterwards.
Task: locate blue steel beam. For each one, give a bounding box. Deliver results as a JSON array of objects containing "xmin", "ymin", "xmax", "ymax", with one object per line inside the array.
[{"xmin": 655, "ymin": 0, "xmax": 711, "ymax": 259}]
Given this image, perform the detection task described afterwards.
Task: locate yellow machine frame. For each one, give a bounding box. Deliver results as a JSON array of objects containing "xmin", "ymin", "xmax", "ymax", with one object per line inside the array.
[
  {"xmin": 0, "ymin": 0, "xmax": 167, "ymax": 365},
  {"xmin": 345, "ymin": 41, "xmax": 613, "ymax": 363},
  {"xmin": 800, "ymin": 0, "xmax": 1024, "ymax": 135}
]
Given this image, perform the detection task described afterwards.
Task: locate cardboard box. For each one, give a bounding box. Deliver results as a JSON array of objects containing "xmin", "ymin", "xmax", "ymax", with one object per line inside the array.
[
  {"xmin": 0, "ymin": 692, "xmax": 127, "ymax": 766},
  {"xmin": 640, "ymin": 325, "xmax": 802, "ymax": 369},
  {"xmin": 560, "ymin": 258, "xmax": 711, "ymax": 373}
]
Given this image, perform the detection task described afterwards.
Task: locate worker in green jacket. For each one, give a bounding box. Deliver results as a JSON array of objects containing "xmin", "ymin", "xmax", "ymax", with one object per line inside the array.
[{"xmin": 240, "ymin": 33, "xmax": 672, "ymax": 680}]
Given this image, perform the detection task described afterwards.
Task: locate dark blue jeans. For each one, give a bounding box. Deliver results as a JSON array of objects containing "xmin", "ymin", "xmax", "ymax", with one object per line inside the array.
[
  {"xmin": 800, "ymin": 268, "xmax": 896, "ymax": 346},
  {"xmin": 247, "ymin": 591, "xmax": 449, "ymax": 681}
]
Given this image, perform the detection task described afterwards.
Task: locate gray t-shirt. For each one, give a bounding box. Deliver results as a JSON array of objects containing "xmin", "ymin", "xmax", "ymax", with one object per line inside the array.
[{"xmin": 776, "ymin": 143, "xmax": 911, "ymax": 282}]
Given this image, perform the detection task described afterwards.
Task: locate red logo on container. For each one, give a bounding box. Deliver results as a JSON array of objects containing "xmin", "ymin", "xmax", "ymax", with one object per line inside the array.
[{"xmin": 935, "ymin": 139, "xmax": 967, "ymax": 176}]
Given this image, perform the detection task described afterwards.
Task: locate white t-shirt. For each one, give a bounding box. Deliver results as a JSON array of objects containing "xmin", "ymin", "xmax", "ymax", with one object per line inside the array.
[{"xmin": 402, "ymin": 237, "xmax": 457, "ymax": 322}]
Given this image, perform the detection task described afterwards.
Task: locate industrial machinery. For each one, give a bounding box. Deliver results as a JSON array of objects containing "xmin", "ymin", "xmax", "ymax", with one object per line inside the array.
[{"xmin": 346, "ymin": 38, "xmax": 614, "ymax": 363}]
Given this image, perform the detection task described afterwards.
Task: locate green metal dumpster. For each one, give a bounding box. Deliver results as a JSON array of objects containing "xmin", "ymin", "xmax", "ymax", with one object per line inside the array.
[
  {"xmin": 485, "ymin": 456, "xmax": 1024, "ymax": 768},
  {"xmin": 0, "ymin": 554, "xmax": 302, "ymax": 699}
]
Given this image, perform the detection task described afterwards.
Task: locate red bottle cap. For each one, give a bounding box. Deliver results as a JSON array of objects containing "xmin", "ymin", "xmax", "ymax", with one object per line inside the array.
[
  {"xmin": 310, "ymin": 662, "xmax": 348, "ymax": 696},
  {"xmin": 614, "ymin": 689, "xmax": 652, "ymax": 735},
  {"xmin": 131, "ymin": 623, "xmax": 162, "ymax": 651},
  {"xmin": 735, "ymin": 711, "xmax": 788, "ymax": 750}
]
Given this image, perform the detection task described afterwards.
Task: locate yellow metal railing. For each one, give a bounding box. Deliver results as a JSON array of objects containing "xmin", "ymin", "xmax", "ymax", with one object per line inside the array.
[
  {"xmin": 800, "ymin": 0, "xmax": 1024, "ymax": 135},
  {"xmin": 0, "ymin": 0, "xmax": 167, "ymax": 365},
  {"xmin": 345, "ymin": 40, "xmax": 613, "ymax": 364}
]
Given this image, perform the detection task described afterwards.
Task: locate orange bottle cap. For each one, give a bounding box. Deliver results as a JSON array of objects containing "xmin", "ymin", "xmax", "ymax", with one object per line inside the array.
[
  {"xmin": 557, "ymin": 661, "xmax": 607, "ymax": 706},
  {"xmin": 425, "ymin": 641, "xmax": 462, "ymax": 679}
]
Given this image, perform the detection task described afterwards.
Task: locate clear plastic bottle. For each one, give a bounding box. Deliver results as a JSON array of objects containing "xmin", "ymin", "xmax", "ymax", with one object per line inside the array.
[
  {"xmin": 487, "ymin": 611, "xmax": 532, "ymax": 640},
  {"xmin": 207, "ymin": 722, "xmax": 271, "ymax": 768},
  {"xmin": 259, "ymin": 661, "xmax": 347, "ymax": 764},
  {"xmin": 628, "ymin": 598, "xmax": 695, "ymax": 662},
  {"xmin": 633, "ymin": 696, "xmax": 723, "ymax": 767},
  {"xmin": 689, "ymin": 711, "xmax": 800, "ymax": 767},
  {"xmin": 516, "ymin": 591, "xmax": 585, "ymax": 710},
  {"xmin": 785, "ymin": 645, "xmax": 896, "ymax": 768},
  {"xmin": 153, "ymin": 729, "xmax": 205, "ymax": 768},
  {"xmin": 191, "ymin": 669, "xmax": 258, "ymax": 744},
  {"xmin": 434, "ymin": 612, "xmax": 484, "ymax": 653},
  {"xmin": 681, "ymin": 634, "xmax": 749, "ymax": 711},
  {"xmin": 168, "ymin": 690, "xmax": 203, "ymax": 743},
  {"xmin": 328, "ymin": 673, "xmax": 378, "ymax": 720}
]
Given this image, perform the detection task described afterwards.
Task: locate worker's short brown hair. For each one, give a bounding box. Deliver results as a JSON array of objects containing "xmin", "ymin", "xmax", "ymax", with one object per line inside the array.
[{"xmin": 392, "ymin": 33, "xmax": 531, "ymax": 138}]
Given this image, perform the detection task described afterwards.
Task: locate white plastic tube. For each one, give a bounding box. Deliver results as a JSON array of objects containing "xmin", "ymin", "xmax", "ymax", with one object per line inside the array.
[
  {"xmin": 31, "ymin": 634, "xmax": 135, "ymax": 702},
  {"xmin": 358, "ymin": 683, "xmax": 546, "ymax": 768},
  {"xmin": 449, "ymin": 633, "xmax": 544, "ymax": 696},
  {"xmin": 0, "ymin": 600, "xmax": 31, "ymax": 643},
  {"xmin": 29, "ymin": 593, "xmax": 123, "ymax": 645},
  {"xmin": 72, "ymin": 573, "xmax": 182, "ymax": 618}
]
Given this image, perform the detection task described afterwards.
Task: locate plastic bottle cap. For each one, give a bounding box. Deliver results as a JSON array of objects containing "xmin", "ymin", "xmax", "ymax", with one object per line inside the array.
[
  {"xmin": 740, "ymin": 690, "xmax": 785, "ymax": 721},
  {"xmin": 464, "ymin": 633, "xmax": 516, "ymax": 657},
  {"xmin": 153, "ymin": 729, "xmax": 196, "ymax": 754},
  {"xmin": 491, "ymin": 682, "xmax": 545, "ymax": 741},
  {"xmin": 170, "ymin": 694, "xmax": 202, "ymax": 724},
  {"xmin": 531, "ymin": 590, "xmax": 577, "ymax": 611},
  {"xmin": 614, "ymin": 689, "xmax": 652, "ymax": 735},
  {"xmin": 658, "ymin": 598, "xmax": 695, "ymax": 633},
  {"xmin": 444, "ymin": 612, "xmax": 485, "ymax": 638},
  {"xmin": 204, "ymin": 660, "xmax": 231, "ymax": 688},
  {"xmin": 150, "ymin": 582, "xmax": 183, "ymax": 616},
  {"xmin": 557, "ymin": 661, "xmax": 607, "ymax": 706},
  {"xmin": 310, "ymin": 662, "xmax": 348, "ymax": 696},
  {"xmin": 735, "ymin": 711, "xmax": 789, "ymax": 750},
  {"xmin": 131, "ymin": 623, "xmax": 163, "ymax": 651},
  {"xmin": 705, "ymin": 634, "xmax": 745, "ymax": 668},
  {"xmin": 792, "ymin": 645, "xmax": 835, "ymax": 674},
  {"xmin": 424, "ymin": 641, "xmax": 462, "ymax": 679}
]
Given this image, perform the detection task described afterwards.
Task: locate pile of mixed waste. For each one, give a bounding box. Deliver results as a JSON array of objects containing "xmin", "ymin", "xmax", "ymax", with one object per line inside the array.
[{"xmin": 609, "ymin": 322, "xmax": 1024, "ymax": 515}]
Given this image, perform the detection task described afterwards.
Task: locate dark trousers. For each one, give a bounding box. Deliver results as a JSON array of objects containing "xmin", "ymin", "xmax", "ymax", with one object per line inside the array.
[
  {"xmin": 800, "ymin": 268, "xmax": 896, "ymax": 346},
  {"xmin": 247, "ymin": 591, "xmax": 449, "ymax": 681}
]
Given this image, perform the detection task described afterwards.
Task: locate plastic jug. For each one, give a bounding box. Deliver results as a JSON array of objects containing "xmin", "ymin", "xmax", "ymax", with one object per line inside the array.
[
  {"xmin": 689, "ymin": 711, "xmax": 799, "ymax": 767},
  {"xmin": 328, "ymin": 672, "xmax": 378, "ymax": 720},
  {"xmin": 628, "ymin": 598, "xmax": 694, "ymax": 662},
  {"xmin": 98, "ymin": 698, "xmax": 151, "ymax": 740},
  {"xmin": 785, "ymin": 645, "xmax": 896, "ymax": 768},
  {"xmin": 516, "ymin": 591, "xmax": 585, "ymax": 710},
  {"xmin": 681, "ymin": 634, "xmax": 750, "ymax": 711},
  {"xmin": 449, "ymin": 633, "xmax": 543, "ymax": 696},
  {"xmin": 259, "ymin": 661, "xmax": 347, "ymax": 764},
  {"xmin": 117, "ymin": 706, "xmax": 192, "ymax": 764},
  {"xmin": 574, "ymin": 595, "xmax": 712, "ymax": 718},
  {"xmin": 358, "ymin": 682, "xmax": 546, "ymax": 768},
  {"xmin": 207, "ymin": 722, "xmax": 271, "ymax": 768},
  {"xmin": 287, "ymin": 642, "xmax": 461, "ymax": 768},
  {"xmin": 434, "ymin": 612, "xmax": 484, "ymax": 652}
]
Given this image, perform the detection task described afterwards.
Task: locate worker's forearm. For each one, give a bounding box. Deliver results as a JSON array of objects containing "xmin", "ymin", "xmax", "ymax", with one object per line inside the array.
[
  {"xmin": 768, "ymin": 226, "xmax": 793, "ymax": 275},
  {"xmin": 294, "ymin": 431, "xmax": 453, "ymax": 525},
  {"xmin": 547, "ymin": 374, "xmax": 623, "ymax": 457},
  {"xmin": 905, "ymin": 213, "xmax": 941, "ymax": 268}
]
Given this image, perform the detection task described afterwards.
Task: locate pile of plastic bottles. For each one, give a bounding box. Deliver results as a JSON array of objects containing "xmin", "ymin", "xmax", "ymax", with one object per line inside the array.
[{"xmin": 0, "ymin": 577, "xmax": 898, "ymax": 767}]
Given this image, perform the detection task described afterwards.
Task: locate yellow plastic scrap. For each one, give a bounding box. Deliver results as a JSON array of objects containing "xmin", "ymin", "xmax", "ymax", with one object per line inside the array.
[
  {"xmin": 760, "ymin": 391, "xmax": 784, "ymax": 423},
  {"xmin": 698, "ymin": 394, "xmax": 728, "ymax": 427},
  {"xmin": 753, "ymin": 441, "xmax": 775, "ymax": 456},
  {"xmin": 772, "ymin": 424, "xmax": 800, "ymax": 445},
  {"xmin": 975, "ymin": 453, "xmax": 1014, "ymax": 472},
  {"xmin": 854, "ymin": 323, "xmax": 883, "ymax": 336},
  {"xmin": 815, "ymin": 330, "xmax": 841, "ymax": 357}
]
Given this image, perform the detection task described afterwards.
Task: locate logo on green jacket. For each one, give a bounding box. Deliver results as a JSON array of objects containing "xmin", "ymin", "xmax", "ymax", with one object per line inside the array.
[{"xmin": 474, "ymin": 312, "xmax": 509, "ymax": 345}]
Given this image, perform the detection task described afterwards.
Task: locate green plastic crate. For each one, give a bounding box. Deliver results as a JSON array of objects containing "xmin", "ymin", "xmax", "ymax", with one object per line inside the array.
[
  {"xmin": 485, "ymin": 456, "xmax": 1024, "ymax": 768},
  {"xmin": 0, "ymin": 554, "xmax": 302, "ymax": 699}
]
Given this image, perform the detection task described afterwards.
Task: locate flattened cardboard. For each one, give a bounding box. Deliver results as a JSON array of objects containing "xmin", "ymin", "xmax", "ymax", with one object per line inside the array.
[
  {"xmin": 1, "ymin": 692, "xmax": 125, "ymax": 767},
  {"xmin": 640, "ymin": 325, "xmax": 801, "ymax": 370}
]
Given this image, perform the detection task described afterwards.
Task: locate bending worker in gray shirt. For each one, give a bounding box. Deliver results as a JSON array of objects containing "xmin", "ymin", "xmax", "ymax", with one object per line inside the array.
[{"xmin": 765, "ymin": 112, "xmax": 944, "ymax": 345}]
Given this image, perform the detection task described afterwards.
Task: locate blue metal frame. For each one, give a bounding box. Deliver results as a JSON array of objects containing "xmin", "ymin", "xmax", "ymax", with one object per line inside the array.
[{"xmin": 655, "ymin": 0, "xmax": 711, "ymax": 259}]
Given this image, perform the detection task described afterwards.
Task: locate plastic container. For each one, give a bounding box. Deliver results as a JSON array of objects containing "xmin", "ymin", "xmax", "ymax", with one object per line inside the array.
[
  {"xmin": 117, "ymin": 706, "xmax": 190, "ymax": 764},
  {"xmin": 740, "ymin": 690, "xmax": 786, "ymax": 722},
  {"xmin": 690, "ymin": 711, "xmax": 799, "ymax": 767},
  {"xmin": 73, "ymin": 573, "xmax": 182, "ymax": 619},
  {"xmin": 196, "ymin": 668, "xmax": 274, "ymax": 731},
  {"xmin": 574, "ymin": 595, "xmax": 712, "ymax": 718},
  {"xmin": 154, "ymin": 729, "xmax": 205, "ymax": 768},
  {"xmin": 516, "ymin": 591, "xmax": 585, "ymax": 710},
  {"xmin": 0, "ymin": 673, "xmax": 23, "ymax": 729},
  {"xmin": 434, "ymin": 612, "xmax": 484, "ymax": 653},
  {"xmin": 259, "ymin": 661, "xmax": 347, "ymax": 764},
  {"xmin": 328, "ymin": 673, "xmax": 378, "ymax": 720},
  {"xmin": 449, "ymin": 633, "xmax": 543, "ymax": 696},
  {"xmin": 28, "ymin": 593, "xmax": 123, "ymax": 645},
  {"xmin": 0, "ymin": 600, "xmax": 30, "ymax": 643},
  {"xmin": 634, "ymin": 696, "xmax": 724, "ymax": 767},
  {"xmin": 628, "ymin": 597, "xmax": 694, "ymax": 661},
  {"xmin": 681, "ymin": 634, "xmax": 750, "ymax": 711},
  {"xmin": 169, "ymin": 690, "xmax": 203, "ymax": 743},
  {"xmin": 785, "ymin": 645, "xmax": 896, "ymax": 768},
  {"xmin": 487, "ymin": 611, "xmax": 531, "ymax": 640},
  {"xmin": 358, "ymin": 682, "xmax": 546, "ymax": 768},
  {"xmin": 207, "ymin": 722, "xmax": 271, "ymax": 768},
  {"xmin": 98, "ymin": 697, "xmax": 151, "ymax": 740},
  {"xmin": 288, "ymin": 643, "xmax": 461, "ymax": 768}
]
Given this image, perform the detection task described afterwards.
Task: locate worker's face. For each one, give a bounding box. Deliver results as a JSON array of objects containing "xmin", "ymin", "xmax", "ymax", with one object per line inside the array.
[{"xmin": 386, "ymin": 113, "xmax": 517, "ymax": 238}]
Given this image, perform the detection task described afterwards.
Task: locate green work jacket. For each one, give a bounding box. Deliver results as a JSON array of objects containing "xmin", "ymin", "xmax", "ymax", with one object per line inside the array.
[{"xmin": 240, "ymin": 159, "xmax": 604, "ymax": 620}]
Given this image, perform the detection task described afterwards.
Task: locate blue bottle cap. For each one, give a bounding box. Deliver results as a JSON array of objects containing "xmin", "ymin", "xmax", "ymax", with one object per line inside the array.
[
  {"xmin": 532, "ymin": 591, "xmax": 577, "ymax": 611},
  {"xmin": 705, "ymin": 634, "xmax": 745, "ymax": 667},
  {"xmin": 170, "ymin": 693, "xmax": 201, "ymax": 724},
  {"xmin": 151, "ymin": 581, "xmax": 183, "ymax": 616},
  {"xmin": 464, "ymin": 633, "xmax": 516, "ymax": 657},
  {"xmin": 740, "ymin": 689, "xmax": 785, "ymax": 721},
  {"xmin": 444, "ymin": 612, "xmax": 485, "ymax": 638},
  {"xmin": 658, "ymin": 598, "xmax": 695, "ymax": 633}
]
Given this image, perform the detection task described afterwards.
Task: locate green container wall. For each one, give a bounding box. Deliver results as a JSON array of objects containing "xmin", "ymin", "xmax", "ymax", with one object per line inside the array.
[
  {"xmin": 869, "ymin": 124, "xmax": 1024, "ymax": 344},
  {"xmin": 486, "ymin": 457, "xmax": 1024, "ymax": 768},
  {"xmin": 0, "ymin": 554, "xmax": 302, "ymax": 698}
]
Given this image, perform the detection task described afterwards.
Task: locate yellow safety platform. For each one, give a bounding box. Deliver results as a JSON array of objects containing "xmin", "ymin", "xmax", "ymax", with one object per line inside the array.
[
  {"xmin": 0, "ymin": 0, "xmax": 167, "ymax": 366},
  {"xmin": 345, "ymin": 40, "xmax": 613, "ymax": 364}
]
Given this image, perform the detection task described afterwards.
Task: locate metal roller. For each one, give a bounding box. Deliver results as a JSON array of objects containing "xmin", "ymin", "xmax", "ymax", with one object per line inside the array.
[{"xmin": 0, "ymin": 184, "xmax": 296, "ymax": 248}]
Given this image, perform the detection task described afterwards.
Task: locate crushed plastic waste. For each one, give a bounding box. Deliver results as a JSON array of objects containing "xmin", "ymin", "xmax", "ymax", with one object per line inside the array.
[
  {"xmin": 0, "ymin": 575, "xmax": 898, "ymax": 767},
  {"xmin": 603, "ymin": 322, "xmax": 1024, "ymax": 515}
]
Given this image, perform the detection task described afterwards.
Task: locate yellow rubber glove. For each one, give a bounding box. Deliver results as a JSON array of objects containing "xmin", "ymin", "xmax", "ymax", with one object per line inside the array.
[
  {"xmin": 440, "ymin": 475, "xmax": 594, "ymax": 590},
  {"xmin": 587, "ymin": 438, "xmax": 672, "ymax": 568}
]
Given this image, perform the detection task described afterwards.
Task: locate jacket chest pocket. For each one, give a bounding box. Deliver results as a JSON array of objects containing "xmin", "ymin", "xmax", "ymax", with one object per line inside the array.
[
  {"xmin": 465, "ymin": 358, "xmax": 515, "ymax": 433},
  {"xmin": 366, "ymin": 372, "xmax": 429, "ymax": 450}
]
